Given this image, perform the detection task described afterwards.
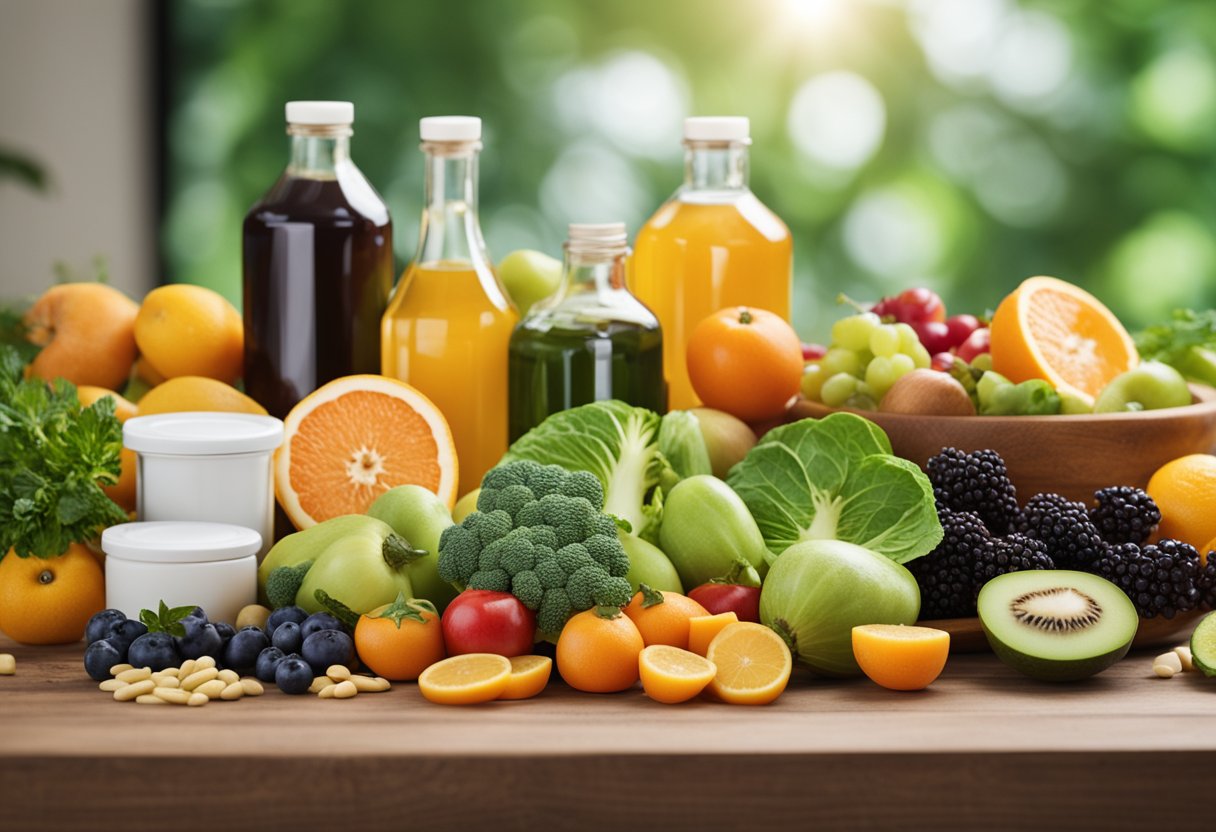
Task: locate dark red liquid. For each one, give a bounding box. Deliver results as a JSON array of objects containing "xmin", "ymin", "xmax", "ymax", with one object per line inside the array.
[{"xmin": 242, "ymin": 176, "xmax": 392, "ymax": 419}]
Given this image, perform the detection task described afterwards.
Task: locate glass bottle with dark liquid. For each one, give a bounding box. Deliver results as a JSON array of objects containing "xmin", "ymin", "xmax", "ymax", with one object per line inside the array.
[{"xmin": 243, "ymin": 100, "xmax": 393, "ymax": 419}]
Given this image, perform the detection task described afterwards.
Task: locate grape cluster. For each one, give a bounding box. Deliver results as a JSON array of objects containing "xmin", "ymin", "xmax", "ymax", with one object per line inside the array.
[{"xmin": 801, "ymin": 312, "xmax": 933, "ymax": 409}]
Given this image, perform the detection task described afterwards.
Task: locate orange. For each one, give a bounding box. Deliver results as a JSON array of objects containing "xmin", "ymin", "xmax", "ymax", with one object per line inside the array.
[
  {"xmin": 638, "ymin": 645, "xmax": 717, "ymax": 704},
  {"xmin": 1147, "ymin": 454, "xmax": 1216, "ymax": 553},
  {"xmin": 686, "ymin": 307, "xmax": 803, "ymax": 422},
  {"xmin": 0, "ymin": 544, "xmax": 106, "ymax": 645},
  {"xmin": 135, "ymin": 284, "xmax": 244, "ymax": 384},
  {"xmin": 990, "ymin": 275, "xmax": 1138, "ymax": 406},
  {"xmin": 418, "ymin": 653, "xmax": 512, "ymax": 705},
  {"xmin": 688, "ymin": 611, "xmax": 739, "ymax": 657},
  {"xmin": 623, "ymin": 587, "xmax": 709, "ymax": 650},
  {"xmin": 24, "ymin": 282, "xmax": 139, "ymax": 391},
  {"xmin": 705, "ymin": 622, "xmax": 792, "ymax": 705},
  {"xmin": 77, "ymin": 386, "xmax": 138, "ymax": 512},
  {"xmin": 851, "ymin": 624, "xmax": 950, "ymax": 691},
  {"xmin": 275, "ymin": 375, "xmax": 458, "ymax": 530},
  {"xmin": 134, "ymin": 355, "xmax": 167, "ymax": 388},
  {"xmin": 499, "ymin": 655, "xmax": 553, "ymax": 700},
  {"xmin": 136, "ymin": 376, "xmax": 267, "ymax": 416},
  {"xmin": 353, "ymin": 596, "xmax": 445, "ymax": 681},
  {"xmin": 556, "ymin": 608, "xmax": 645, "ymax": 693}
]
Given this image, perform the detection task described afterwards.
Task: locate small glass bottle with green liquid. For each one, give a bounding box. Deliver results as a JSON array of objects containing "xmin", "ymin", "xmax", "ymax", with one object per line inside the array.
[{"xmin": 508, "ymin": 223, "xmax": 665, "ymax": 440}]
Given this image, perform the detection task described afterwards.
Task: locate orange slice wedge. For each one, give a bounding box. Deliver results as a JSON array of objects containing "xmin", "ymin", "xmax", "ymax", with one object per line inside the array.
[
  {"xmin": 418, "ymin": 653, "xmax": 511, "ymax": 705},
  {"xmin": 852, "ymin": 624, "xmax": 950, "ymax": 691},
  {"xmin": 687, "ymin": 611, "xmax": 739, "ymax": 657},
  {"xmin": 639, "ymin": 645, "xmax": 717, "ymax": 704},
  {"xmin": 275, "ymin": 374, "xmax": 458, "ymax": 529},
  {"xmin": 990, "ymin": 275, "xmax": 1138, "ymax": 406},
  {"xmin": 498, "ymin": 655, "xmax": 552, "ymax": 700},
  {"xmin": 705, "ymin": 622, "xmax": 792, "ymax": 705}
]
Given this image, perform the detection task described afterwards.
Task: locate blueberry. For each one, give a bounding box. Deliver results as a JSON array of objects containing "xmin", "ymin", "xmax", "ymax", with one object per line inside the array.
[
  {"xmin": 85, "ymin": 610, "xmax": 127, "ymax": 645},
  {"xmin": 300, "ymin": 612, "xmax": 345, "ymax": 640},
  {"xmin": 183, "ymin": 606, "xmax": 208, "ymax": 623},
  {"xmin": 223, "ymin": 627, "xmax": 270, "ymax": 674},
  {"xmin": 106, "ymin": 619, "xmax": 148, "ymax": 656},
  {"xmin": 214, "ymin": 621, "xmax": 236, "ymax": 646},
  {"xmin": 175, "ymin": 619, "xmax": 224, "ymax": 660},
  {"xmin": 274, "ymin": 656, "xmax": 313, "ymax": 695},
  {"xmin": 255, "ymin": 646, "xmax": 286, "ymax": 683},
  {"xmin": 270, "ymin": 621, "xmax": 303, "ymax": 655},
  {"xmin": 265, "ymin": 606, "xmax": 308, "ymax": 636},
  {"xmin": 84, "ymin": 639, "xmax": 122, "ymax": 681},
  {"xmin": 127, "ymin": 632, "xmax": 181, "ymax": 671},
  {"xmin": 301, "ymin": 629, "xmax": 354, "ymax": 674}
]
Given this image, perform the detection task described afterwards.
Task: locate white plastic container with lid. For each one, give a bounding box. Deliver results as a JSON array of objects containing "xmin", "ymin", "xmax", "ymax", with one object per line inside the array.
[
  {"xmin": 101, "ymin": 522, "xmax": 261, "ymax": 626},
  {"xmin": 123, "ymin": 413, "xmax": 284, "ymax": 558}
]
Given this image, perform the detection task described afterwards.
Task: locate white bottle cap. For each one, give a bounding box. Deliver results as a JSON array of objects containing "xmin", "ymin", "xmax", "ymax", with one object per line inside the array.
[
  {"xmin": 683, "ymin": 116, "xmax": 750, "ymax": 142},
  {"xmin": 420, "ymin": 116, "xmax": 482, "ymax": 142},
  {"xmin": 568, "ymin": 222, "xmax": 628, "ymax": 246},
  {"xmin": 285, "ymin": 101, "xmax": 354, "ymax": 125}
]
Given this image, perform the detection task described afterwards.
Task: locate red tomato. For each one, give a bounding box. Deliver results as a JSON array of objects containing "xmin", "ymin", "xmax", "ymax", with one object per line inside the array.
[
  {"xmin": 687, "ymin": 583, "xmax": 761, "ymax": 623},
  {"xmin": 440, "ymin": 590, "xmax": 535, "ymax": 657}
]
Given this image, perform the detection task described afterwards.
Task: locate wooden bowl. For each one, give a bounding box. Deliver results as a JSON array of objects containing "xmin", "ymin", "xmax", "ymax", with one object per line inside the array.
[
  {"xmin": 790, "ymin": 385, "xmax": 1216, "ymax": 502},
  {"xmin": 923, "ymin": 610, "xmax": 1204, "ymax": 654}
]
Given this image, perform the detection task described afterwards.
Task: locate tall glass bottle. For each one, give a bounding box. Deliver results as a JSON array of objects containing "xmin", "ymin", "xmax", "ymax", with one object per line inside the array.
[
  {"xmin": 243, "ymin": 101, "xmax": 393, "ymax": 419},
  {"xmin": 631, "ymin": 116, "xmax": 792, "ymax": 410},
  {"xmin": 381, "ymin": 116, "xmax": 517, "ymax": 497},
  {"xmin": 509, "ymin": 223, "xmax": 664, "ymax": 441}
]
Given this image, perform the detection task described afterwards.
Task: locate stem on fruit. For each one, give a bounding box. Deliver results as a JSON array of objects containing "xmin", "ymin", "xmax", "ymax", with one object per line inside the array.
[
  {"xmin": 738, "ymin": 307, "xmax": 753, "ymax": 325},
  {"xmin": 382, "ymin": 534, "xmax": 429, "ymax": 570}
]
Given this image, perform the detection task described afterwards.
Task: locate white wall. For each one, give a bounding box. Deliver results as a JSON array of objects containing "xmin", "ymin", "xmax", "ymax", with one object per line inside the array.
[{"xmin": 0, "ymin": 0, "xmax": 153, "ymax": 302}]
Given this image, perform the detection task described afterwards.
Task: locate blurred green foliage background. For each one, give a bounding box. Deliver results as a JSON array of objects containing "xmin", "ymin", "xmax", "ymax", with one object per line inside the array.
[{"xmin": 166, "ymin": 0, "xmax": 1216, "ymax": 339}]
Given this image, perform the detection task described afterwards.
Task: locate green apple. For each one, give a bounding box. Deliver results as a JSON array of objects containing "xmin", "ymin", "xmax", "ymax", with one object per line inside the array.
[
  {"xmin": 1094, "ymin": 361, "xmax": 1191, "ymax": 413},
  {"xmin": 452, "ymin": 488, "xmax": 480, "ymax": 523},
  {"xmin": 621, "ymin": 532, "xmax": 683, "ymax": 594},
  {"xmin": 497, "ymin": 249, "xmax": 561, "ymax": 314},
  {"xmin": 366, "ymin": 485, "xmax": 458, "ymax": 612}
]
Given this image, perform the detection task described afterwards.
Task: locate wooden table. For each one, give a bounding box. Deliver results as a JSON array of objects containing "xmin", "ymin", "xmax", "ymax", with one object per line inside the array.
[{"xmin": 2, "ymin": 634, "xmax": 1214, "ymax": 831}]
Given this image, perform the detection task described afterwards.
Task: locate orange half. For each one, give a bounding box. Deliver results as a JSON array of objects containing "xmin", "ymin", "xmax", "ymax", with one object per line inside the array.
[
  {"xmin": 275, "ymin": 374, "xmax": 458, "ymax": 529},
  {"xmin": 705, "ymin": 622, "xmax": 792, "ymax": 705},
  {"xmin": 418, "ymin": 654, "xmax": 512, "ymax": 705},
  {"xmin": 498, "ymin": 655, "xmax": 552, "ymax": 700},
  {"xmin": 990, "ymin": 275, "xmax": 1138, "ymax": 405}
]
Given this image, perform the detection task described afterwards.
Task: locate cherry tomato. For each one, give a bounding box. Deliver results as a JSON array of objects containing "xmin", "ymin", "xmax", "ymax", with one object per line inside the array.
[
  {"xmin": 873, "ymin": 288, "xmax": 945, "ymax": 324},
  {"xmin": 687, "ymin": 583, "xmax": 761, "ymax": 623},
  {"xmin": 944, "ymin": 314, "xmax": 982, "ymax": 349},
  {"xmin": 956, "ymin": 327, "xmax": 991, "ymax": 362},
  {"xmin": 911, "ymin": 321, "xmax": 953, "ymax": 354},
  {"xmin": 440, "ymin": 590, "xmax": 535, "ymax": 657},
  {"xmin": 686, "ymin": 307, "xmax": 803, "ymax": 422},
  {"xmin": 931, "ymin": 352, "xmax": 956, "ymax": 372}
]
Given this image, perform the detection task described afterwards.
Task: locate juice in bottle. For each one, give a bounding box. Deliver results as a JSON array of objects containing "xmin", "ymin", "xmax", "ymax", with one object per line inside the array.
[
  {"xmin": 509, "ymin": 223, "xmax": 665, "ymax": 441},
  {"xmin": 632, "ymin": 116, "xmax": 792, "ymax": 410},
  {"xmin": 381, "ymin": 117, "xmax": 517, "ymax": 497},
  {"xmin": 243, "ymin": 101, "xmax": 393, "ymax": 419}
]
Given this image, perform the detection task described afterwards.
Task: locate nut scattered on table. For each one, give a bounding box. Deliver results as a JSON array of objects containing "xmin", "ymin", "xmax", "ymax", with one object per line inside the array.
[{"xmin": 0, "ymin": 653, "xmax": 16, "ymax": 675}]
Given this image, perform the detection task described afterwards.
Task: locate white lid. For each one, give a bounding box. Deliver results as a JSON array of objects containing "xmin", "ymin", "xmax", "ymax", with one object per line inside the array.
[
  {"xmin": 124, "ymin": 413, "xmax": 284, "ymax": 456},
  {"xmin": 684, "ymin": 116, "xmax": 750, "ymax": 142},
  {"xmin": 420, "ymin": 116, "xmax": 481, "ymax": 142},
  {"xmin": 286, "ymin": 101, "xmax": 354, "ymax": 125},
  {"xmin": 568, "ymin": 222, "xmax": 627, "ymax": 245},
  {"xmin": 102, "ymin": 521, "xmax": 262, "ymax": 564}
]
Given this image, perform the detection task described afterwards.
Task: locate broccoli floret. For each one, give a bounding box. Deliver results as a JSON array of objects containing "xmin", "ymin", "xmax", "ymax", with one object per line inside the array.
[
  {"xmin": 593, "ymin": 576, "xmax": 634, "ymax": 608},
  {"xmin": 524, "ymin": 525, "xmax": 559, "ymax": 550},
  {"xmin": 480, "ymin": 483, "xmax": 535, "ymax": 520},
  {"xmin": 537, "ymin": 588, "xmax": 573, "ymax": 636},
  {"xmin": 566, "ymin": 564, "xmax": 604, "ymax": 609},
  {"xmin": 437, "ymin": 525, "xmax": 480, "ymax": 586},
  {"xmin": 523, "ymin": 463, "xmax": 566, "ymax": 499},
  {"xmin": 556, "ymin": 543, "xmax": 594, "ymax": 576},
  {"xmin": 468, "ymin": 568, "xmax": 511, "ymax": 593},
  {"xmin": 535, "ymin": 557, "xmax": 567, "ymax": 589},
  {"xmin": 591, "ymin": 514, "xmax": 620, "ymax": 539},
  {"xmin": 473, "ymin": 510, "xmax": 513, "ymax": 545},
  {"xmin": 512, "ymin": 571, "xmax": 544, "ymax": 609},
  {"xmin": 561, "ymin": 470, "xmax": 605, "ymax": 510},
  {"xmin": 584, "ymin": 534, "xmax": 621, "ymax": 571},
  {"xmin": 266, "ymin": 560, "xmax": 313, "ymax": 609},
  {"xmin": 500, "ymin": 536, "xmax": 537, "ymax": 574}
]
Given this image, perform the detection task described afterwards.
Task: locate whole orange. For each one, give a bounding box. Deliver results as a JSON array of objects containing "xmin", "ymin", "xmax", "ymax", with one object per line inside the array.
[
  {"xmin": 1147, "ymin": 454, "xmax": 1216, "ymax": 552},
  {"xmin": 24, "ymin": 283, "xmax": 139, "ymax": 391},
  {"xmin": 0, "ymin": 544, "xmax": 106, "ymax": 645},
  {"xmin": 686, "ymin": 307, "xmax": 803, "ymax": 422},
  {"xmin": 354, "ymin": 597, "xmax": 446, "ymax": 681},
  {"xmin": 623, "ymin": 588, "xmax": 709, "ymax": 650},
  {"xmin": 556, "ymin": 608, "xmax": 644, "ymax": 693},
  {"xmin": 135, "ymin": 284, "xmax": 244, "ymax": 384}
]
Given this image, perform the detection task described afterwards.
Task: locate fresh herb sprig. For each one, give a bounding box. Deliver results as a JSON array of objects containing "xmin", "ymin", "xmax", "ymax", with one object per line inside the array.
[
  {"xmin": 140, "ymin": 601, "xmax": 198, "ymax": 638},
  {"xmin": 1135, "ymin": 309, "xmax": 1216, "ymax": 388},
  {"xmin": 0, "ymin": 345, "xmax": 127, "ymax": 559}
]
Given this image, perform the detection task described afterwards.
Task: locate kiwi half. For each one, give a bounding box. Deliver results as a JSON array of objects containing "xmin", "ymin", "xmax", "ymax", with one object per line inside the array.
[{"xmin": 977, "ymin": 570, "xmax": 1138, "ymax": 682}]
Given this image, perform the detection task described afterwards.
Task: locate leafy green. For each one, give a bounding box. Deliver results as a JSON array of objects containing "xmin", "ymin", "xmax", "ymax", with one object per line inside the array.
[
  {"xmin": 0, "ymin": 346, "xmax": 128, "ymax": 559},
  {"xmin": 656, "ymin": 410, "xmax": 712, "ymax": 487},
  {"xmin": 726, "ymin": 413, "xmax": 942, "ymax": 564},
  {"xmin": 140, "ymin": 601, "xmax": 198, "ymax": 638},
  {"xmin": 502, "ymin": 400, "xmax": 674, "ymax": 542},
  {"xmin": 1135, "ymin": 309, "xmax": 1216, "ymax": 388}
]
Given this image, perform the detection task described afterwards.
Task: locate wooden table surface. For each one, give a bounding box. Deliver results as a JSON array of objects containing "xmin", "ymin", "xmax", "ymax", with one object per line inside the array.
[{"xmin": 2, "ymin": 634, "xmax": 1215, "ymax": 831}]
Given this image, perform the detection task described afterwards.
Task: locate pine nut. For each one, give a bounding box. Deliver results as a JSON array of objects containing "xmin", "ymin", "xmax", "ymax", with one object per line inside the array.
[
  {"xmin": 0, "ymin": 654, "xmax": 13, "ymax": 675},
  {"xmin": 194, "ymin": 679, "xmax": 226, "ymax": 699},
  {"xmin": 108, "ymin": 663, "xmax": 134, "ymax": 676},
  {"xmin": 99, "ymin": 679, "xmax": 126, "ymax": 692},
  {"xmin": 152, "ymin": 676, "xmax": 180, "ymax": 689},
  {"xmin": 116, "ymin": 667, "xmax": 152, "ymax": 684},
  {"xmin": 181, "ymin": 668, "xmax": 219, "ymax": 691},
  {"xmin": 1156, "ymin": 652, "xmax": 1182, "ymax": 673},
  {"xmin": 240, "ymin": 679, "xmax": 264, "ymax": 696},
  {"xmin": 217, "ymin": 669, "xmax": 240, "ymax": 685},
  {"xmin": 219, "ymin": 682, "xmax": 245, "ymax": 701},
  {"xmin": 136, "ymin": 694, "xmax": 167, "ymax": 705},
  {"xmin": 332, "ymin": 680, "xmax": 358, "ymax": 699},
  {"xmin": 309, "ymin": 676, "xmax": 335, "ymax": 694},
  {"xmin": 1174, "ymin": 645, "xmax": 1194, "ymax": 672},
  {"xmin": 1153, "ymin": 663, "xmax": 1177, "ymax": 679},
  {"xmin": 158, "ymin": 666, "xmax": 180, "ymax": 678},
  {"xmin": 350, "ymin": 675, "xmax": 390, "ymax": 693},
  {"xmin": 187, "ymin": 692, "xmax": 209, "ymax": 707},
  {"xmin": 178, "ymin": 659, "xmax": 197, "ymax": 679},
  {"xmin": 154, "ymin": 687, "xmax": 191, "ymax": 705},
  {"xmin": 326, "ymin": 665, "xmax": 351, "ymax": 682},
  {"xmin": 195, "ymin": 656, "xmax": 216, "ymax": 670},
  {"xmin": 115, "ymin": 680, "xmax": 155, "ymax": 701},
  {"xmin": 318, "ymin": 684, "xmax": 338, "ymax": 699}
]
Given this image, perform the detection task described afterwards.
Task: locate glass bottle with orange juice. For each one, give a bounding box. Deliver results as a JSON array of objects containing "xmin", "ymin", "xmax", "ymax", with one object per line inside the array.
[
  {"xmin": 381, "ymin": 117, "xmax": 517, "ymax": 498},
  {"xmin": 631, "ymin": 116, "xmax": 792, "ymax": 410}
]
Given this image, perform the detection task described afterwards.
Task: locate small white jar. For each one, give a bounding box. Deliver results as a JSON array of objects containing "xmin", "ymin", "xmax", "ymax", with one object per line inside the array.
[
  {"xmin": 123, "ymin": 412, "xmax": 284, "ymax": 558},
  {"xmin": 101, "ymin": 521, "xmax": 262, "ymax": 625}
]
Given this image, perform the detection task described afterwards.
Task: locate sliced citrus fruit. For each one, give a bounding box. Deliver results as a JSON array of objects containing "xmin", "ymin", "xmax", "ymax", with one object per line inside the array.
[
  {"xmin": 498, "ymin": 655, "xmax": 552, "ymax": 700},
  {"xmin": 1148, "ymin": 454, "xmax": 1216, "ymax": 553},
  {"xmin": 852, "ymin": 624, "xmax": 950, "ymax": 691},
  {"xmin": 639, "ymin": 645, "xmax": 717, "ymax": 704},
  {"xmin": 275, "ymin": 374, "xmax": 458, "ymax": 529},
  {"xmin": 705, "ymin": 622, "xmax": 792, "ymax": 705},
  {"xmin": 688, "ymin": 611, "xmax": 739, "ymax": 657},
  {"xmin": 418, "ymin": 653, "xmax": 511, "ymax": 705},
  {"xmin": 989, "ymin": 275, "xmax": 1138, "ymax": 405}
]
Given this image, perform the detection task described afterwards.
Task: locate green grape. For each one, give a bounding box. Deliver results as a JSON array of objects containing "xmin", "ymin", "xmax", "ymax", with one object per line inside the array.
[
  {"xmin": 831, "ymin": 313, "xmax": 881, "ymax": 352},
  {"xmin": 909, "ymin": 342, "xmax": 932, "ymax": 369},
  {"xmin": 820, "ymin": 372, "xmax": 859, "ymax": 407},
  {"xmin": 801, "ymin": 363, "xmax": 827, "ymax": 401},
  {"xmin": 864, "ymin": 357, "xmax": 899, "ymax": 399},
  {"xmin": 869, "ymin": 325, "xmax": 900, "ymax": 358},
  {"xmin": 821, "ymin": 347, "xmax": 863, "ymax": 377},
  {"xmin": 894, "ymin": 323, "xmax": 921, "ymax": 354},
  {"xmin": 844, "ymin": 393, "xmax": 878, "ymax": 411},
  {"xmin": 970, "ymin": 353, "xmax": 994, "ymax": 373}
]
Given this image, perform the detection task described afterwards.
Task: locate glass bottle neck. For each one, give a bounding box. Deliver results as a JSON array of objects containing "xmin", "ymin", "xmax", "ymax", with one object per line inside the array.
[
  {"xmin": 683, "ymin": 142, "xmax": 749, "ymax": 192},
  {"xmin": 416, "ymin": 144, "xmax": 488, "ymax": 267},
  {"xmin": 287, "ymin": 135, "xmax": 350, "ymax": 178},
  {"xmin": 559, "ymin": 249, "xmax": 629, "ymax": 300}
]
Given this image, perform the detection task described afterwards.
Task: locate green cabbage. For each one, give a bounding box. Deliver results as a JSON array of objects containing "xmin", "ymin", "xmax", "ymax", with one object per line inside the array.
[{"xmin": 726, "ymin": 413, "xmax": 942, "ymax": 564}]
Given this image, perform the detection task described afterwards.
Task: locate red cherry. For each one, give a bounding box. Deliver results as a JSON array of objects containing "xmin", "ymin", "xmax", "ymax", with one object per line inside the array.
[
  {"xmin": 911, "ymin": 320, "xmax": 954, "ymax": 354},
  {"xmin": 956, "ymin": 328, "xmax": 991, "ymax": 362},
  {"xmin": 802, "ymin": 342, "xmax": 827, "ymax": 361},
  {"xmin": 931, "ymin": 352, "xmax": 956, "ymax": 372},
  {"xmin": 944, "ymin": 314, "xmax": 982, "ymax": 349},
  {"xmin": 893, "ymin": 288, "xmax": 946, "ymax": 324}
]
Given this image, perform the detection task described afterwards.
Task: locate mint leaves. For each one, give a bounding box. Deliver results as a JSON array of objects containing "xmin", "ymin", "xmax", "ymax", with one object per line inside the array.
[{"xmin": 140, "ymin": 601, "xmax": 198, "ymax": 638}]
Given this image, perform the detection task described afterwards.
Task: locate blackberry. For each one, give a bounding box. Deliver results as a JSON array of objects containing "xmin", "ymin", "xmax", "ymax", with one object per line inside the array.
[
  {"xmin": 973, "ymin": 533, "xmax": 1054, "ymax": 585},
  {"xmin": 1016, "ymin": 492, "xmax": 1108, "ymax": 570},
  {"xmin": 1092, "ymin": 539, "xmax": 1201, "ymax": 619},
  {"xmin": 1089, "ymin": 486, "xmax": 1161, "ymax": 546},
  {"xmin": 927, "ymin": 448, "xmax": 1020, "ymax": 535},
  {"xmin": 907, "ymin": 508, "xmax": 990, "ymax": 619},
  {"xmin": 1199, "ymin": 555, "xmax": 1216, "ymax": 610}
]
